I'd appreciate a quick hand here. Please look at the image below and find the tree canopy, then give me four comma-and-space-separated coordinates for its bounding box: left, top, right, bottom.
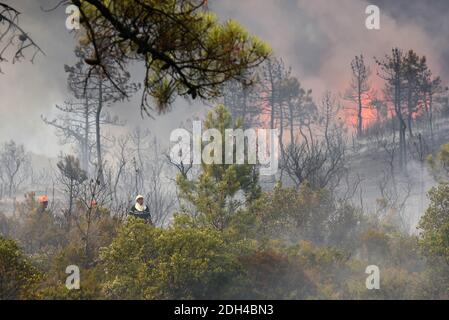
71, 0, 271, 115
0, 236, 41, 299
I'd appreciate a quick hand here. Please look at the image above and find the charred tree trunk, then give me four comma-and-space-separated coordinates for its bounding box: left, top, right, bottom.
289, 102, 295, 145
407, 91, 414, 138
96, 79, 104, 184
429, 92, 434, 148
395, 81, 407, 172
83, 96, 90, 173
357, 81, 363, 137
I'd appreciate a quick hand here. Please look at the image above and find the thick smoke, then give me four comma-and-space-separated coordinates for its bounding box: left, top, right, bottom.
0, 0, 448, 156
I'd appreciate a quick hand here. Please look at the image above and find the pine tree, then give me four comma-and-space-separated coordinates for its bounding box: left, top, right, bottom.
177, 105, 261, 231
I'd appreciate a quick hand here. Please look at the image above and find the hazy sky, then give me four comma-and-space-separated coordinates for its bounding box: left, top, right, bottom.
0, 0, 448, 156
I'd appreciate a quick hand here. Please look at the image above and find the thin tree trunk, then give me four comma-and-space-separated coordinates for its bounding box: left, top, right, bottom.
67, 180, 73, 230
407, 92, 413, 137
395, 73, 407, 172
83, 96, 90, 173
242, 85, 248, 129
429, 93, 434, 148
96, 79, 104, 184
268, 60, 276, 130
289, 103, 294, 144
279, 104, 285, 180
357, 81, 363, 137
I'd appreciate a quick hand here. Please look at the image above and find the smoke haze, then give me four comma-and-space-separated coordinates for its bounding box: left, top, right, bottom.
0, 0, 448, 156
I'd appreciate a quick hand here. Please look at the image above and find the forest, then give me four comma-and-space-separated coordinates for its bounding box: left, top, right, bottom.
1, 0, 449, 300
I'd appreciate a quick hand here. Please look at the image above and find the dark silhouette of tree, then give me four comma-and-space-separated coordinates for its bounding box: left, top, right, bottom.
261, 58, 288, 130
279, 76, 313, 146
376, 48, 445, 171
221, 71, 262, 129
0, 3, 43, 73
402, 50, 428, 138
422, 75, 447, 147
282, 92, 346, 190
345, 55, 371, 137
376, 48, 408, 171
44, 48, 137, 181
0, 140, 29, 197
57, 155, 88, 228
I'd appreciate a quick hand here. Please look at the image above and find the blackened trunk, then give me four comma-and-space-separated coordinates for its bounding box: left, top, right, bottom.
96, 79, 104, 184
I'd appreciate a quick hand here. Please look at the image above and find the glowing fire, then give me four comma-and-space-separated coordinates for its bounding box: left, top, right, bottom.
344, 94, 378, 130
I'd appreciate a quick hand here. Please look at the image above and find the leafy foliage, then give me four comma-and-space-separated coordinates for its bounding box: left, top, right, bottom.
177, 105, 261, 231
71, 0, 271, 114
100, 218, 245, 299
0, 236, 41, 299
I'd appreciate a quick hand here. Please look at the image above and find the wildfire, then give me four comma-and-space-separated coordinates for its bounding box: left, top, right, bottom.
344, 94, 378, 129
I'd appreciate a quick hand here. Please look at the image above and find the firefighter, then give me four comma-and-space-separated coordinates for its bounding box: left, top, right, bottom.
128, 195, 153, 225
37, 195, 49, 212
